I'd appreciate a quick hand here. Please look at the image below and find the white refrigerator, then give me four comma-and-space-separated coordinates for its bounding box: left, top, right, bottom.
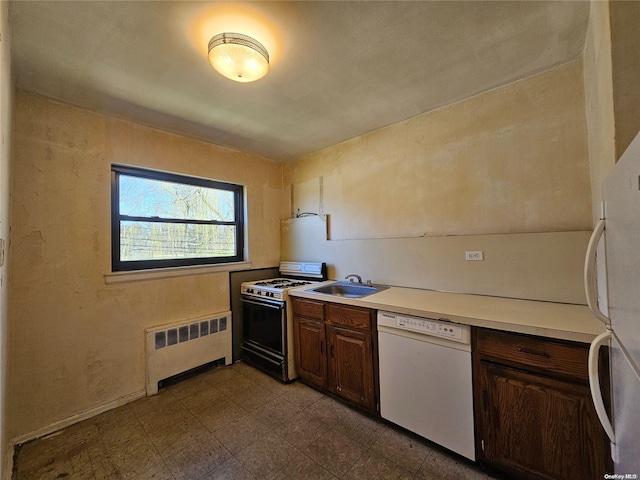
586, 131, 640, 476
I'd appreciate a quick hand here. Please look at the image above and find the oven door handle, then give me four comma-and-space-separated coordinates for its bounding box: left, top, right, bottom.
241, 297, 285, 310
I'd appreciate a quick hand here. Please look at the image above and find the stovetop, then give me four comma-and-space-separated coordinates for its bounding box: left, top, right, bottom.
254, 278, 314, 289
241, 278, 317, 300
241, 261, 326, 301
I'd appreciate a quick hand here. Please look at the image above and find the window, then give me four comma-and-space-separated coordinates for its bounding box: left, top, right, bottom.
111, 165, 244, 271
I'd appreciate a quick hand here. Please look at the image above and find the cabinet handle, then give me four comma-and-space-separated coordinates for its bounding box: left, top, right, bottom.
518, 347, 550, 359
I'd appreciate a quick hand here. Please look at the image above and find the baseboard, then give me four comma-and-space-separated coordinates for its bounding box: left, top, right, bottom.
10, 389, 146, 447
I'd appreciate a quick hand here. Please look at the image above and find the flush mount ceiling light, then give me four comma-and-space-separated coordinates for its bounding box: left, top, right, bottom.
208, 32, 270, 83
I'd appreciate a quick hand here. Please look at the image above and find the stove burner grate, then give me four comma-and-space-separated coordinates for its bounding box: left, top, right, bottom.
253, 279, 313, 289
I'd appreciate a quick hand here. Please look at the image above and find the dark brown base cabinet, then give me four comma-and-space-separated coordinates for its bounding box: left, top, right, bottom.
472, 328, 612, 480
292, 297, 378, 414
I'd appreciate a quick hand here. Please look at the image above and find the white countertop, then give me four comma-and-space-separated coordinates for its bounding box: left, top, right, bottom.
289, 281, 606, 344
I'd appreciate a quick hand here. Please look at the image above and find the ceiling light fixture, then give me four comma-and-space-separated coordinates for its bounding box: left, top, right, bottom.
208, 32, 270, 83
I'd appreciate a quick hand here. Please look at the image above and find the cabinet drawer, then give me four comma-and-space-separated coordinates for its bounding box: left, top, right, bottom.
475, 328, 589, 380
291, 298, 325, 320
327, 303, 373, 330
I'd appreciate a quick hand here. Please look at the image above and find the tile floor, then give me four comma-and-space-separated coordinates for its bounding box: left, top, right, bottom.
13, 362, 499, 480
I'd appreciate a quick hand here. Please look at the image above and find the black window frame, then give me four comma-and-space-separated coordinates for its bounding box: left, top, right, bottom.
111, 165, 245, 272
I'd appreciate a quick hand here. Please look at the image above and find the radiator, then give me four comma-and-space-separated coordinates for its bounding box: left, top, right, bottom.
145, 311, 232, 395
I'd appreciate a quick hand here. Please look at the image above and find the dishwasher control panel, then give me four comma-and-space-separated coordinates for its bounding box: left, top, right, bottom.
378, 311, 470, 344
396, 315, 463, 340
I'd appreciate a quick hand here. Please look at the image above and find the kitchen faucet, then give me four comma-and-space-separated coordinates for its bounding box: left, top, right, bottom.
345, 274, 374, 285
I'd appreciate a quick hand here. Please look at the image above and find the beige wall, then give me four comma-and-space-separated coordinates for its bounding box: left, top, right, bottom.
583, 0, 616, 224
610, 0, 640, 159
8, 92, 282, 442
285, 61, 592, 240
282, 216, 591, 304
282, 63, 592, 304
0, 0, 12, 476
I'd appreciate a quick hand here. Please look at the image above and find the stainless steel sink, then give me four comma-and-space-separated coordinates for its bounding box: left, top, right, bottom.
309, 281, 389, 298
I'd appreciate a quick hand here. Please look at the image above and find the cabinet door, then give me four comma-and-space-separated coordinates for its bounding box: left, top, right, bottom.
294, 317, 327, 388
328, 326, 375, 412
477, 361, 608, 480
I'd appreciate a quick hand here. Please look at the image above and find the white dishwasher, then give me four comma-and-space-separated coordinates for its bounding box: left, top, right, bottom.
377, 310, 475, 460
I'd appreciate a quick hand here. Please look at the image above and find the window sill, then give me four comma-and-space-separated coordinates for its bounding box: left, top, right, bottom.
105, 261, 252, 284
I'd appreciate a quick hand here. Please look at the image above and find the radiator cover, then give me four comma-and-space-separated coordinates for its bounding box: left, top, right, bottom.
145, 312, 232, 395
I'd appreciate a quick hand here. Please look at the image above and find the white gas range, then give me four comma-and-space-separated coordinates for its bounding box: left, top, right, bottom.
241, 278, 317, 301
240, 262, 326, 381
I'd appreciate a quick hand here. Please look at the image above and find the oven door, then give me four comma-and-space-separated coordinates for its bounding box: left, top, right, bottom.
241, 296, 287, 380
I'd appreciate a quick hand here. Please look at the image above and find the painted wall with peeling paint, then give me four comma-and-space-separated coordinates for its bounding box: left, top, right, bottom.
282, 62, 593, 303
583, 0, 616, 225
285, 61, 592, 239
7, 92, 282, 442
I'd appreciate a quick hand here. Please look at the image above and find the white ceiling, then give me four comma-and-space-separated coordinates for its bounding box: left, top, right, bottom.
9, 1, 591, 162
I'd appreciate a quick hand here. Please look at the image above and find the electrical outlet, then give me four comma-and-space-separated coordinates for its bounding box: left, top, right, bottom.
465, 250, 484, 261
